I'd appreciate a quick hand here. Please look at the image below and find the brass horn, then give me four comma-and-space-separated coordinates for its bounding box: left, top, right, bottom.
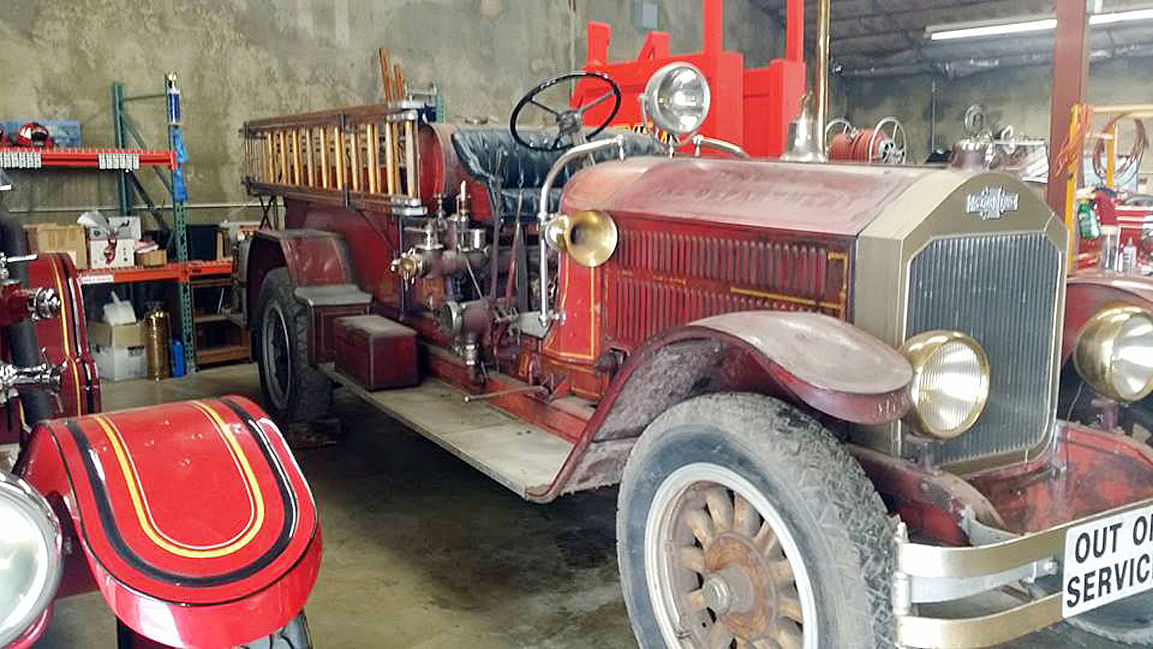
547, 210, 619, 268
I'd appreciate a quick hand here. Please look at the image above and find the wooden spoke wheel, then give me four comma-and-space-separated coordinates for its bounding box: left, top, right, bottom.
648, 465, 814, 649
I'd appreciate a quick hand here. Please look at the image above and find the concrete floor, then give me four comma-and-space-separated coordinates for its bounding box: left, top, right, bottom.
35, 364, 1126, 648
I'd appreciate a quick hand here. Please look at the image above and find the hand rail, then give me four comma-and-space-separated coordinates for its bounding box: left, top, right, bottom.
535, 136, 625, 325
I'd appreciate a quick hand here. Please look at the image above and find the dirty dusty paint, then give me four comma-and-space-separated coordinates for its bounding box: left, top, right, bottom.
0, 0, 780, 224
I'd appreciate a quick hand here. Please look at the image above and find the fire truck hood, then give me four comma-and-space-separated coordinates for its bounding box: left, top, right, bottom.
561, 156, 980, 237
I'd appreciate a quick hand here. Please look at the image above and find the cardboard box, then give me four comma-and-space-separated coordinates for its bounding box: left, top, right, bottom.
24, 224, 88, 269
136, 249, 167, 267
88, 321, 145, 348
89, 239, 135, 269
93, 345, 146, 381
86, 215, 141, 242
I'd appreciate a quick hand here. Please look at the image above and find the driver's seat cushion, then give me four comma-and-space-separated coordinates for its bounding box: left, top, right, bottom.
451, 127, 663, 218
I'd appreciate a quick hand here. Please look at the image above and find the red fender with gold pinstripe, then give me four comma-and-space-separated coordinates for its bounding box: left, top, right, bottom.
15, 396, 321, 648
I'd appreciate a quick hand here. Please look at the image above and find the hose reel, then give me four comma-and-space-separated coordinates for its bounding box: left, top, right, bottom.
826, 116, 907, 165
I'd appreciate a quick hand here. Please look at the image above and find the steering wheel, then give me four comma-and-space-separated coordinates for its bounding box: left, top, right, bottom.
510, 71, 622, 152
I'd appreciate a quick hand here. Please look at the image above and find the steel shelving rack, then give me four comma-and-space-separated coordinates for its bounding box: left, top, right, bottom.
111, 73, 198, 371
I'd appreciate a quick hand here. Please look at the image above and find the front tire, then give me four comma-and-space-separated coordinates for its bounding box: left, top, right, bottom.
117, 613, 311, 648
1067, 593, 1153, 645
255, 268, 332, 424
241, 613, 312, 649
617, 393, 895, 649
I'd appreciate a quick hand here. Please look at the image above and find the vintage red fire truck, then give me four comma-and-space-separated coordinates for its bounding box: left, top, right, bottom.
0, 169, 320, 648
235, 62, 1153, 648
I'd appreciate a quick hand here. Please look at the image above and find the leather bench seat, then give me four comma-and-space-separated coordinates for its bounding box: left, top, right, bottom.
450, 127, 664, 218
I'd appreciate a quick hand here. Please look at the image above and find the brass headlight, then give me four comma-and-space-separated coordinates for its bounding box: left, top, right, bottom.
1074, 305, 1153, 402
900, 330, 991, 440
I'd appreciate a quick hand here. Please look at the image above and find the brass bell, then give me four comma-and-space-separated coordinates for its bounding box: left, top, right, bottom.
781, 93, 827, 163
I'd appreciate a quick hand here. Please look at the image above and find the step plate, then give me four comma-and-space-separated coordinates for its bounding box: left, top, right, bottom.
320, 364, 571, 498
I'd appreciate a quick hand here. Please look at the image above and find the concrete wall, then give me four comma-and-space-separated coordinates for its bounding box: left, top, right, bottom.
0, 0, 780, 226
840, 57, 1153, 173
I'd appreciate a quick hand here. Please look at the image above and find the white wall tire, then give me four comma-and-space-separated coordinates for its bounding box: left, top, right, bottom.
617, 393, 896, 649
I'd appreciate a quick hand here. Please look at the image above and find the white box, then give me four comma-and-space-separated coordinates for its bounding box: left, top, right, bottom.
88, 239, 136, 268
87, 215, 141, 242
93, 345, 147, 381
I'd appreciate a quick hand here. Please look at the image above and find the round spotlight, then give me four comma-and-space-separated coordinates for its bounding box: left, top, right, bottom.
642, 62, 712, 137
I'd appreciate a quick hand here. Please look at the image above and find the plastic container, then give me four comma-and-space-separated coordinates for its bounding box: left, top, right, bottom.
1100, 225, 1122, 272
171, 339, 186, 377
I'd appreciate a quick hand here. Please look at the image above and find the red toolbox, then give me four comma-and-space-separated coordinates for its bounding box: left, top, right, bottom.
333, 315, 419, 390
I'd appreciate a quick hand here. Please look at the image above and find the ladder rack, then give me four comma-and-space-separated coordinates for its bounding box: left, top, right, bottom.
242, 100, 430, 217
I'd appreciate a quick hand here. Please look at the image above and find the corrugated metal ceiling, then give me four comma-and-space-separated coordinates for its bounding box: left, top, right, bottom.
750, 0, 1153, 77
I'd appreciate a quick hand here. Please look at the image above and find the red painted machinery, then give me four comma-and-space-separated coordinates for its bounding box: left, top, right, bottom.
235, 63, 1153, 648
0, 169, 320, 648
573, 0, 806, 158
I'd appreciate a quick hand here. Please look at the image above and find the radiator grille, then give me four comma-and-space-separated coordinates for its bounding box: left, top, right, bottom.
906, 233, 1061, 464
605, 229, 848, 347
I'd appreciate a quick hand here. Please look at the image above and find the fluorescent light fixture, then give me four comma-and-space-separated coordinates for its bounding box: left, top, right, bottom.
929, 18, 1055, 40
926, 7, 1153, 41
1092, 8, 1153, 25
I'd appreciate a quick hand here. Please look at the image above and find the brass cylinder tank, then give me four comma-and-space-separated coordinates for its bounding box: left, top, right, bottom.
144, 303, 171, 381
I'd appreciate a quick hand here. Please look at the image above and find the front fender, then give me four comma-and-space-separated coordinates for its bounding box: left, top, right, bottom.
537, 311, 913, 500
692, 311, 913, 424
16, 397, 320, 648
1064, 271, 1153, 362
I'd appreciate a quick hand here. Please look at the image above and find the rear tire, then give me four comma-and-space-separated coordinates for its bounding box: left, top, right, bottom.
255, 268, 332, 424
617, 392, 896, 649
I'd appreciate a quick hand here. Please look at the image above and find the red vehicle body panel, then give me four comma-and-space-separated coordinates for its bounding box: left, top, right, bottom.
562, 157, 928, 236
1064, 270, 1153, 362
16, 396, 320, 648
575, 0, 806, 158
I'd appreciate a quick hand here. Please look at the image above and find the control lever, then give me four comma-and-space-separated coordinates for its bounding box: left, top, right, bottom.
0, 253, 38, 281
489, 149, 507, 301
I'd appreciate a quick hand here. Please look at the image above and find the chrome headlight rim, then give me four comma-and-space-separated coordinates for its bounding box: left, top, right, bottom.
642, 61, 712, 137
901, 330, 991, 440
1074, 305, 1153, 403
0, 472, 63, 647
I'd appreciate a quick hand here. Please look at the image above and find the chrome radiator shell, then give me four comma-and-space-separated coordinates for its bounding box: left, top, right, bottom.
852, 171, 1067, 469
905, 233, 1062, 464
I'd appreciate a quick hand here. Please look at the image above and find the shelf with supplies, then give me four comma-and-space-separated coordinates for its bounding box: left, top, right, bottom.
77, 260, 231, 285
0, 147, 175, 170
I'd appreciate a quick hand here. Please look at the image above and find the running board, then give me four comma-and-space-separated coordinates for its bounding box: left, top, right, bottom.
319, 364, 571, 498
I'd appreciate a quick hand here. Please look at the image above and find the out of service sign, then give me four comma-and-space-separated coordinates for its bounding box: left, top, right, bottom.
1063, 504, 1153, 617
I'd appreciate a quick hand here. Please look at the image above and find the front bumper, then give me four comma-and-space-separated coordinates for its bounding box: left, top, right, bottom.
890, 422, 1153, 648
